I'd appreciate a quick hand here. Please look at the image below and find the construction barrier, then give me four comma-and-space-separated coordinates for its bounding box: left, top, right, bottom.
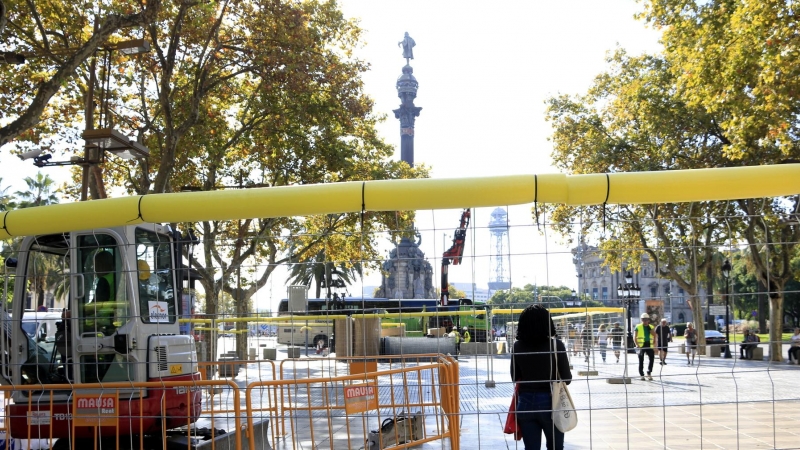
246, 353, 460, 450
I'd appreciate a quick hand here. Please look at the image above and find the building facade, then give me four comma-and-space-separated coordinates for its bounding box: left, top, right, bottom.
572, 243, 706, 326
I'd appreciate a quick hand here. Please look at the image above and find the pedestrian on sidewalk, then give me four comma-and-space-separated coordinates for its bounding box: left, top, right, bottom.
610, 322, 624, 363
510, 304, 572, 450
580, 322, 592, 362
684, 322, 697, 365
654, 318, 672, 366
596, 323, 609, 363
634, 313, 656, 380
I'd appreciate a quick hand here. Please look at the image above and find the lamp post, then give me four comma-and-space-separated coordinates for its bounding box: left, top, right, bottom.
721, 259, 732, 358
80, 38, 151, 200
617, 270, 640, 354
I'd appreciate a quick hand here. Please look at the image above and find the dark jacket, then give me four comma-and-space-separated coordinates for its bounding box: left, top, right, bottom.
511, 338, 572, 393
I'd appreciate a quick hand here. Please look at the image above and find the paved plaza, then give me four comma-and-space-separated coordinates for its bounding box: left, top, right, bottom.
263, 341, 800, 450
2, 340, 798, 449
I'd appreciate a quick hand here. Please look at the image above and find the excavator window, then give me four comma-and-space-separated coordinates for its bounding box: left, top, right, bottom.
18, 236, 70, 385
77, 235, 128, 337
136, 228, 177, 325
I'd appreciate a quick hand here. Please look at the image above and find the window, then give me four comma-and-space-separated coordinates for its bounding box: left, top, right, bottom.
77, 234, 128, 336
678, 288, 685, 304
135, 228, 176, 324
592, 288, 598, 299
602, 287, 608, 301
650, 287, 657, 298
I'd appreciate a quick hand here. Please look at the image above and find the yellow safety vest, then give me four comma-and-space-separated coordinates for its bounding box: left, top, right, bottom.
463, 331, 471, 343
635, 323, 653, 348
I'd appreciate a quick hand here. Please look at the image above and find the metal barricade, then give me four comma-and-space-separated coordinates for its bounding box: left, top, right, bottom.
247, 356, 460, 450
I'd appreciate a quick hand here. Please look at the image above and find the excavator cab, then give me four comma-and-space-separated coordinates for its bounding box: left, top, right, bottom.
1, 223, 201, 443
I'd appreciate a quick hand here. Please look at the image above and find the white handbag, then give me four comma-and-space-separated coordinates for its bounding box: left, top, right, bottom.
551, 339, 578, 432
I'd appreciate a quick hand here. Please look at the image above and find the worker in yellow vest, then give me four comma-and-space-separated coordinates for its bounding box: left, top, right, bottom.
634, 313, 656, 381
449, 328, 461, 353
462, 327, 471, 343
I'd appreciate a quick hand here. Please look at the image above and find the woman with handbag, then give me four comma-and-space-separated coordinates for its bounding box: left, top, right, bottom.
510, 304, 573, 450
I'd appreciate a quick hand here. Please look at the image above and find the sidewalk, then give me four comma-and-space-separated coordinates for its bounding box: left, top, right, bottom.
456, 345, 800, 450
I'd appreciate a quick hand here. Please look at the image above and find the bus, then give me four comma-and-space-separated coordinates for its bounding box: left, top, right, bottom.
275, 297, 495, 345
276, 297, 439, 346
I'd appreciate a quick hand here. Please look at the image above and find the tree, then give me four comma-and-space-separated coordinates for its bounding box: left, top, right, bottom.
729, 254, 759, 321
3, 0, 427, 363
640, 0, 800, 360
0, 177, 16, 211
108, 0, 424, 359
286, 249, 362, 299
544, 51, 731, 348
14, 172, 60, 208
433, 284, 467, 300
488, 284, 575, 306
0, 0, 161, 149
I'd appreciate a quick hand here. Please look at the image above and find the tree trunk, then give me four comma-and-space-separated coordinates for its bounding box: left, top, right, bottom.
689, 295, 706, 355
202, 289, 219, 380
235, 290, 248, 361
769, 295, 784, 362
758, 280, 768, 334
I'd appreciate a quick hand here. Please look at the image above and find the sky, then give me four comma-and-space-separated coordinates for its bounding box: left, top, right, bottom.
0, 1, 663, 311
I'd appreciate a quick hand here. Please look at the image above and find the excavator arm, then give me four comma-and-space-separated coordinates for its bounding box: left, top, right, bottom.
440, 209, 471, 306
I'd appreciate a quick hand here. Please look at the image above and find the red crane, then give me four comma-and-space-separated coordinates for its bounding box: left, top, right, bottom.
440, 209, 471, 306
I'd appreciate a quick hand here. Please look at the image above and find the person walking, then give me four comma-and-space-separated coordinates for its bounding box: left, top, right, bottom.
580, 322, 592, 362
596, 324, 609, 363
511, 304, 572, 450
610, 322, 624, 363
684, 322, 698, 365
634, 313, 656, 380
449, 328, 461, 353
654, 318, 672, 366
570, 324, 580, 357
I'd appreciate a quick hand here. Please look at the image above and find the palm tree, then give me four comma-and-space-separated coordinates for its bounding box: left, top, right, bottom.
15, 172, 60, 208
0, 177, 16, 211
286, 250, 361, 299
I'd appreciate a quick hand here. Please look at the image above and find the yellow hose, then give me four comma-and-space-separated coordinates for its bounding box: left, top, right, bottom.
2, 164, 798, 239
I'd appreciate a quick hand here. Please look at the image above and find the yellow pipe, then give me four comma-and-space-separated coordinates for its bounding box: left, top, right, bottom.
2, 164, 799, 239
178, 318, 212, 324
493, 307, 624, 314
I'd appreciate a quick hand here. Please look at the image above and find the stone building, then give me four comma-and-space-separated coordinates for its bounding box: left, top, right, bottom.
572, 242, 705, 326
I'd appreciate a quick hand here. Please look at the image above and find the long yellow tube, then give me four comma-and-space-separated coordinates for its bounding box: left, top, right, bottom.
2, 164, 799, 239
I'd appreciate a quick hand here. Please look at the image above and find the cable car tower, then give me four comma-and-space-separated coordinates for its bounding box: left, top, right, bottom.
488, 207, 511, 294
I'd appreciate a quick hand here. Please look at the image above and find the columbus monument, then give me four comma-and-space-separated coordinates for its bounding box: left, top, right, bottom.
393, 32, 422, 166
375, 33, 434, 300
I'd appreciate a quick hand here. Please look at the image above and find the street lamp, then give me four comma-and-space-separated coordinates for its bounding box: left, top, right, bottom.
617, 270, 640, 354
79, 38, 152, 201
721, 259, 732, 358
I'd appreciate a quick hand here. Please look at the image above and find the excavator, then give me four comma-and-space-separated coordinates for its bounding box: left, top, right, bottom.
439, 209, 470, 307
435, 209, 492, 342
1, 224, 202, 449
